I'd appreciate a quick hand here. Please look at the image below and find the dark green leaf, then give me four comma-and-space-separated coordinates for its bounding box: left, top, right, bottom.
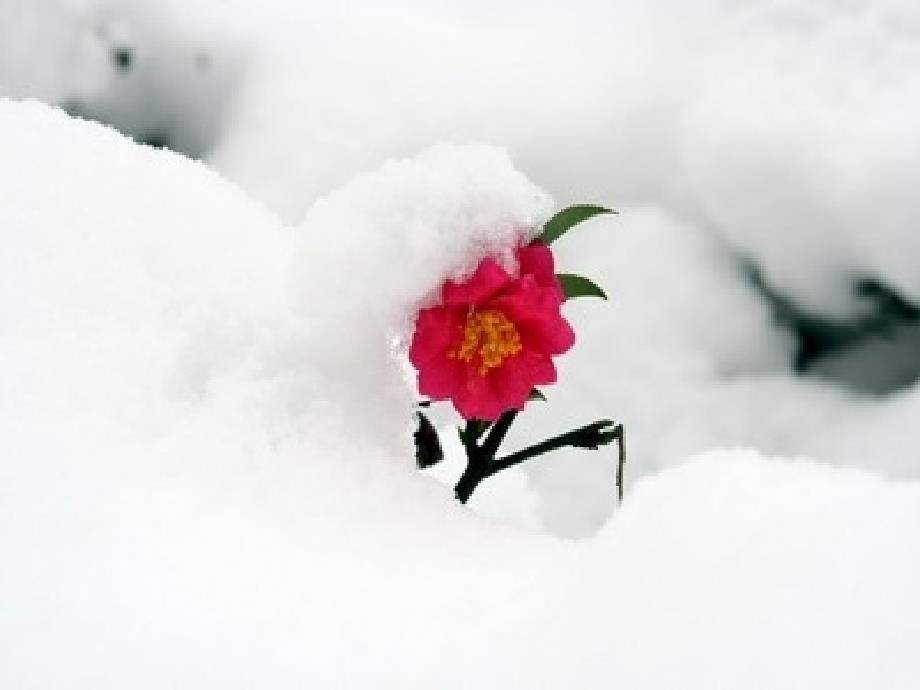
537, 204, 615, 245
557, 273, 608, 300
414, 412, 443, 469
528, 388, 547, 402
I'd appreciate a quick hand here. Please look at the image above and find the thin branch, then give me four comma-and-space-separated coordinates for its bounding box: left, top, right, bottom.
615, 424, 625, 503
487, 420, 622, 478
414, 412, 443, 469
453, 411, 625, 506
480, 410, 518, 460
454, 411, 517, 504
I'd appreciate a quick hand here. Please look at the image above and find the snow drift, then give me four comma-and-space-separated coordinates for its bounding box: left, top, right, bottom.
1, 100, 919, 688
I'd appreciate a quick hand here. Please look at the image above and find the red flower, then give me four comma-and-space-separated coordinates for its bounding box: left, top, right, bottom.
409, 241, 575, 420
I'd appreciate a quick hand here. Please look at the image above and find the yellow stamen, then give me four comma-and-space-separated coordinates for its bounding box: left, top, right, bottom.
447, 308, 522, 375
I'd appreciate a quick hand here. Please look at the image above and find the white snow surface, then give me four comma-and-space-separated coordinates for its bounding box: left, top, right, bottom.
207, 0, 920, 318
2, 100, 920, 688
6, 0, 920, 533
5, 0, 920, 315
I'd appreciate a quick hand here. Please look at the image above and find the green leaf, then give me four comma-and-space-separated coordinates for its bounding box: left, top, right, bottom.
414, 412, 443, 469
537, 204, 615, 245
528, 388, 547, 402
557, 273, 608, 300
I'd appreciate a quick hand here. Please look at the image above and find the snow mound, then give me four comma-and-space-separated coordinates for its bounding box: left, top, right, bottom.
2, 99, 919, 688
6, 4, 920, 526
288, 142, 551, 443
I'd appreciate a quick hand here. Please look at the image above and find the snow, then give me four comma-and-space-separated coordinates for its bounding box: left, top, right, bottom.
2, 0, 920, 682
0, 0, 247, 157
289, 141, 552, 449
201, 0, 920, 320
1, 100, 919, 687
4, 0, 920, 314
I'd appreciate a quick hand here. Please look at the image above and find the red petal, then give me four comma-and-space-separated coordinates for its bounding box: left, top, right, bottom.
489, 357, 532, 412
442, 257, 511, 307
517, 242, 555, 283
453, 369, 505, 421
417, 356, 463, 399
518, 315, 576, 355
409, 305, 464, 367
520, 350, 558, 386
491, 350, 557, 413
518, 242, 564, 301
490, 278, 576, 355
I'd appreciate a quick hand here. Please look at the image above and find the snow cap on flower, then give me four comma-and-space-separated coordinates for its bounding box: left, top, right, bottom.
290, 142, 553, 433
292, 142, 553, 331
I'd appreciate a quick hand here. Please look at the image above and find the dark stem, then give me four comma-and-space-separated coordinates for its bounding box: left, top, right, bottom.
454, 459, 485, 504
615, 424, 625, 503
488, 420, 623, 483
454, 411, 518, 504
452, 414, 625, 505
454, 419, 486, 504
480, 410, 518, 459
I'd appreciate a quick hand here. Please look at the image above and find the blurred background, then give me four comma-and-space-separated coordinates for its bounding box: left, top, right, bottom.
3, 0, 919, 536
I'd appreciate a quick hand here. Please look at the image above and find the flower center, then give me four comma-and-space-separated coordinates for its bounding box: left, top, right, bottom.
448, 308, 523, 375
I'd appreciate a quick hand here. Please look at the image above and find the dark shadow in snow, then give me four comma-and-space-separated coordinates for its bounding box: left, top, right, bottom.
111, 46, 133, 72
745, 261, 920, 395
60, 11, 244, 162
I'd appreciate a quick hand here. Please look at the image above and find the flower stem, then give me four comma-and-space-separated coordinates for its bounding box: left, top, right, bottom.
454, 460, 485, 504
488, 420, 623, 478
454, 411, 517, 504
480, 410, 518, 459
453, 415, 625, 505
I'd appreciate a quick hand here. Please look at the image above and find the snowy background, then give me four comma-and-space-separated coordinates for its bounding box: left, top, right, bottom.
1, 0, 919, 687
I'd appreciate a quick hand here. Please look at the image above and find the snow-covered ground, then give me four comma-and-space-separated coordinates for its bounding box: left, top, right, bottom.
2, 1, 920, 685
2, 101, 919, 688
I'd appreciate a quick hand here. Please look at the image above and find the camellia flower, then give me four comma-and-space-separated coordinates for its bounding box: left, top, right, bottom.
409, 241, 575, 421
